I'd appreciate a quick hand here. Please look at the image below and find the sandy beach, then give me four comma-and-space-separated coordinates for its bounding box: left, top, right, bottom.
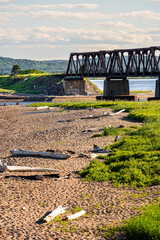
0, 103, 159, 240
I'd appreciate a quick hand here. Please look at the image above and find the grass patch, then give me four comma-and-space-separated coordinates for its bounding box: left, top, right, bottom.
130, 90, 153, 93
79, 101, 160, 188
0, 88, 15, 93
123, 203, 160, 240
80, 122, 160, 187
98, 224, 122, 238
92, 125, 139, 138
72, 205, 82, 213
30, 101, 117, 109
0, 73, 55, 94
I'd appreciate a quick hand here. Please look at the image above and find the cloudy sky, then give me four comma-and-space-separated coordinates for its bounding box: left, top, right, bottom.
0, 0, 160, 60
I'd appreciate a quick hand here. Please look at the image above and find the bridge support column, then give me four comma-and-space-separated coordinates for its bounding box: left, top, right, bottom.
63, 76, 85, 95
155, 76, 160, 98
103, 77, 129, 96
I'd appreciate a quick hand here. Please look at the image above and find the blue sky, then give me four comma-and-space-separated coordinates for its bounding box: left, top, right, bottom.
0, 0, 160, 60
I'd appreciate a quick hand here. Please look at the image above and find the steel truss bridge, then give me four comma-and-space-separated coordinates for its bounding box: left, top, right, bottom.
66, 46, 160, 78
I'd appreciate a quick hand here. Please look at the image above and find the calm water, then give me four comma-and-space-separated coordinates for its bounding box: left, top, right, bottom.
90, 78, 157, 91
0, 101, 52, 106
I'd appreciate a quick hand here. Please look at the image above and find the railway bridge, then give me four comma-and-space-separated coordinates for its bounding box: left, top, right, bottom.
64, 46, 160, 98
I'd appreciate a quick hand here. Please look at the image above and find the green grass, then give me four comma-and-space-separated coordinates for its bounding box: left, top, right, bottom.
77, 101, 160, 188
123, 203, 160, 240
0, 73, 51, 93
98, 224, 122, 238
30, 101, 117, 109
130, 90, 153, 93
92, 125, 139, 138
80, 121, 160, 187
0, 88, 15, 93
30, 100, 160, 123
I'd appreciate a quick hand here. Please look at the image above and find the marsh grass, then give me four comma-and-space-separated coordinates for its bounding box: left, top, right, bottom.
0, 88, 15, 93
123, 203, 160, 240
30, 101, 117, 109
130, 90, 153, 93
79, 101, 160, 188
98, 224, 122, 238
92, 125, 139, 138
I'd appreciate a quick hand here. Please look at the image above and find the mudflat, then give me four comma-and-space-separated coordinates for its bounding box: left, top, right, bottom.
0, 105, 159, 240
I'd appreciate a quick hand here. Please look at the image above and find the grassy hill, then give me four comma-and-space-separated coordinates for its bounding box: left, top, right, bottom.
0, 73, 65, 95
0, 73, 101, 95
0, 56, 68, 75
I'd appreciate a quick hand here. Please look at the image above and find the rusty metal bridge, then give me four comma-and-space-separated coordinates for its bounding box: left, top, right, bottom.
66, 46, 160, 78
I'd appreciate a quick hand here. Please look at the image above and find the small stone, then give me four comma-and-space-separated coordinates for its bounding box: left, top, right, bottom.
22, 206, 26, 210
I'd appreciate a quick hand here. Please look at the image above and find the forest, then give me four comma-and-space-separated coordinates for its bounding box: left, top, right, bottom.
0, 56, 68, 75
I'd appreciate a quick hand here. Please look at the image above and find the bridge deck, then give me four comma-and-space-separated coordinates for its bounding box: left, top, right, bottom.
66, 46, 160, 78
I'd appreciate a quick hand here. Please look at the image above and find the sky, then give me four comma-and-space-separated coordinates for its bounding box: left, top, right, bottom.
0, 0, 160, 60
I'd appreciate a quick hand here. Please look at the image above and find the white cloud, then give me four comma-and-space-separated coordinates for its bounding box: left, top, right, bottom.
149, 0, 160, 3
99, 21, 134, 28
0, 3, 99, 10
118, 10, 160, 20
0, 26, 153, 48
29, 11, 106, 20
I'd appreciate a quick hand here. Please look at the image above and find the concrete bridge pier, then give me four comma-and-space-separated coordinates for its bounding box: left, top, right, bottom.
155, 76, 160, 98
63, 76, 85, 95
103, 77, 130, 97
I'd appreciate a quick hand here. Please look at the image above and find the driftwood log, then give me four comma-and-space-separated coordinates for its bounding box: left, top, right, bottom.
93, 145, 110, 153
44, 205, 66, 223
10, 149, 70, 159
6, 166, 59, 172
108, 109, 125, 116
81, 109, 125, 120
0, 161, 59, 172
67, 210, 85, 220
36, 106, 49, 110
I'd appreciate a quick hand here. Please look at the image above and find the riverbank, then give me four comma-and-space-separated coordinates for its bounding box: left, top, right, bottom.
0, 91, 155, 103
0, 105, 159, 239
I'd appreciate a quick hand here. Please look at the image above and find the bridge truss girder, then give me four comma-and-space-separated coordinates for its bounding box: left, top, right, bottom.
66, 46, 160, 78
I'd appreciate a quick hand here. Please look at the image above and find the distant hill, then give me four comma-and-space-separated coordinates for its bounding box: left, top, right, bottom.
0, 56, 68, 75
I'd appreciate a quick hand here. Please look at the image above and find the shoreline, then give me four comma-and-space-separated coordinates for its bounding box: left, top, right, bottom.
0, 91, 155, 102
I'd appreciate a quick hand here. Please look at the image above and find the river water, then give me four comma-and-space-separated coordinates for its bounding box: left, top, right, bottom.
90, 78, 157, 92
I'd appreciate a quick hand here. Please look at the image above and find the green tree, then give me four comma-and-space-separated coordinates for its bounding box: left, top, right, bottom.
11, 65, 21, 76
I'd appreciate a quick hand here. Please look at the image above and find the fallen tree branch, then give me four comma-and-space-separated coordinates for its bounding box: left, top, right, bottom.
5, 173, 60, 180
93, 145, 111, 153
0, 161, 59, 172
6, 166, 59, 172
36, 106, 49, 110
67, 210, 85, 220
10, 149, 70, 159
80, 110, 125, 120
107, 109, 125, 116
44, 205, 67, 223
82, 128, 104, 133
